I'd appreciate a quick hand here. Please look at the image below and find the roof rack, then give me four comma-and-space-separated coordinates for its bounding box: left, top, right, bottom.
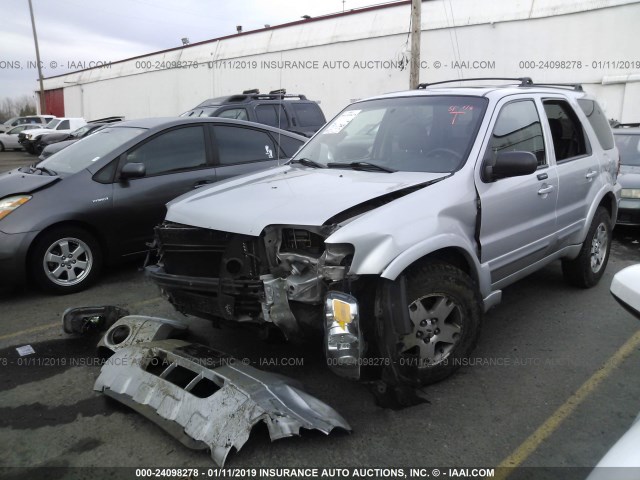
242, 88, 260, 94
417, 77, 584, 92
88, 116, 124, 123
417, 77, 533, 89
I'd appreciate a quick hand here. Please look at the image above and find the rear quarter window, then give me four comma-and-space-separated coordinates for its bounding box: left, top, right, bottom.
577, 99, 615, 150
291, 103, 326, 127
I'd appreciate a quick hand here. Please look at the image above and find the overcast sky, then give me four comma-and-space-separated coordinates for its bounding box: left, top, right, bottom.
1, 0, 382, 100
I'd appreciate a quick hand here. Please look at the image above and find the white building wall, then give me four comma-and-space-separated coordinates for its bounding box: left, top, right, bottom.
42, 0, 640, 122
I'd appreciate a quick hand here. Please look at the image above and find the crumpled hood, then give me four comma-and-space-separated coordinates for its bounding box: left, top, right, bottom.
0, 169, 59, 195
166, 166, 446, 235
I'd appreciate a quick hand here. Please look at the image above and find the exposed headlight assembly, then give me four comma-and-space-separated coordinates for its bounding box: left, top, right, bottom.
0, 195, 31, 221
25, 133, 32, 139
621, 189, 640, 199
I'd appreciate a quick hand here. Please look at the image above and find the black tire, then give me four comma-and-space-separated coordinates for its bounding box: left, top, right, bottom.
561, 206, 612, 288
25, 144, 35, 154
30, 227, 103, 294
0, 141, 4, 152
377, 262, 482, 387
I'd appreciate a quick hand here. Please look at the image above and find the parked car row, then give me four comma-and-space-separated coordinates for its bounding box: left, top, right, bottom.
0, 115, 55, 134
18, 117, 88, 154
0, 124, 41, 151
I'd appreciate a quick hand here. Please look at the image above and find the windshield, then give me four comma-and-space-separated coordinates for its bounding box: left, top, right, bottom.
615, 134, 640, 166
71, 125, 92, 138
291, 96, 488, 173
4, 117, 19, 126
45, 119, 61, 129
37, 126, 145, 175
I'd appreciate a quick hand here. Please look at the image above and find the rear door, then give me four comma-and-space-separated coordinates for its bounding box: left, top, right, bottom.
542, 97, 604, 246
476, 96, 559, 287
111, 124, 217, 256
209, 124, 289, 181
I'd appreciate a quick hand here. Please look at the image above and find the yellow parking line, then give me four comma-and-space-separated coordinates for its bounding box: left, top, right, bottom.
495, 329, 640, 479
0, 296, 162, 342
0, 322, 59, 341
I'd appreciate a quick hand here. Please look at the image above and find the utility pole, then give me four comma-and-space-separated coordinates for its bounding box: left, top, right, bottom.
409, 0, 421, 89
28, 0, 46, 114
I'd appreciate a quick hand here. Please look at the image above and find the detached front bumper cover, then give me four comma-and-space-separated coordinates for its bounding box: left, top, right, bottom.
94, 339, 351, 466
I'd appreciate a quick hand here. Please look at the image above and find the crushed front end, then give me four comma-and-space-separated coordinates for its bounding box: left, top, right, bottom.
146, 222, 365, 378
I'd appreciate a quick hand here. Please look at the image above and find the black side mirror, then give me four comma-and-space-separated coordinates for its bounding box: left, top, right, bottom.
120, 162, 146, 180
484, 151, 538, 182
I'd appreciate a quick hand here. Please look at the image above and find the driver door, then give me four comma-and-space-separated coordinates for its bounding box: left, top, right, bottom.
476, 97, 559, 287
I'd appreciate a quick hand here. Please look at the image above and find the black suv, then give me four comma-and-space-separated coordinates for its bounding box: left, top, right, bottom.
182, 89, 326, 137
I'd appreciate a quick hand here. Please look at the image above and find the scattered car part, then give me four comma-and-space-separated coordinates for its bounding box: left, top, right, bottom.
62, 305, 130, 334
94, 339, 351, 466
97, 315, 188, 354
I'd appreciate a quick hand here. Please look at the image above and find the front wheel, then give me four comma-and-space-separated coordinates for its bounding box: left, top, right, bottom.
30, 227, 103, 294
377, 262, 482, 387
562, 206, 612, 288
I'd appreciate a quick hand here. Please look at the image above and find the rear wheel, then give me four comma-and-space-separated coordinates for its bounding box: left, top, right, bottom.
30, 227, 103, 294
562, 206, 612, 288
0, 141, 4, 152
378, 262, 482, 387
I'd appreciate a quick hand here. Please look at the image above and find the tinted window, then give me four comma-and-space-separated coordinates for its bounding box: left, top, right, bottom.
255, 105, 289, 129
125, 126, 207, 176
213, 125, 277, 165
57, 120, 70, 130
291, 103, 325, 127
577, 99, 614, 150
486, 100, 546, 167
543, 100, 587, 161
217, 108, 248, 121
614, 134, 640, 166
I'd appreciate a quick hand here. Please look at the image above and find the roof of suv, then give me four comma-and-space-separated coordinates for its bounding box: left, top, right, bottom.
197, 92, 311, 108
367, 78, 589, 103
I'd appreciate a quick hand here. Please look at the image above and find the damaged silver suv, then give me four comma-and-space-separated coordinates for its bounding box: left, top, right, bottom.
147, 78, 620, 388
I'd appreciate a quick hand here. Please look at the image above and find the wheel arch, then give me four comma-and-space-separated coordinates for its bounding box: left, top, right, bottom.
380, 238, 490, 298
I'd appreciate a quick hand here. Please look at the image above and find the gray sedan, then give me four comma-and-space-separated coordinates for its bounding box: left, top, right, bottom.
0, 117, 305, 293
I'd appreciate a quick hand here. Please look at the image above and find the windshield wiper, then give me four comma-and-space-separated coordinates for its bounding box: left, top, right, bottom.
288, 158, 326, 169
327, 161, 396, 173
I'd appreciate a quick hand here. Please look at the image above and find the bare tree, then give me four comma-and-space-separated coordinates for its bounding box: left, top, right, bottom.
0, 96, 37, 122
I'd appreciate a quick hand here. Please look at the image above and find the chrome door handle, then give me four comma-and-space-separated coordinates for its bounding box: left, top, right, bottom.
585, 170, 598, 180
538, 185, 555, 195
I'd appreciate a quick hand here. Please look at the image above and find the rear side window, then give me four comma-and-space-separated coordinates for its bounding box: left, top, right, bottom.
216, 108, 248, 121
255, 104, 290, 129
213, 125, 277, 165
125, 126, 207, 176
57, 120, 70, 130
291, 103, 325, 127
486, 100, 546, 167
543, 100, 588, 161
577, 99, 615, 150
